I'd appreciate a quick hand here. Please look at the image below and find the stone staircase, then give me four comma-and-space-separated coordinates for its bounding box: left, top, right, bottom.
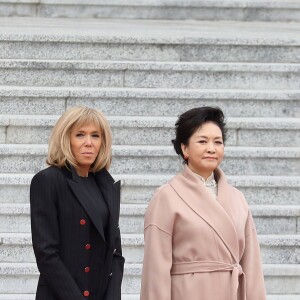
0, 1, 299, 299
1, 0, 300, 21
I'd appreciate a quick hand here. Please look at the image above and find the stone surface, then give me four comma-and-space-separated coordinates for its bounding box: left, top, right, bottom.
110, 147, 300, 176
2, 115, 299, 146
0, 17, 299, 45
238, 186, 300, 206
0, 86, 299, 117
1, 1, 300, 21
0, 127, 5, 144
259, 235, 300, 264
0, 60, 300, 89
0, 296, 36, 300
1, 40, 300, 63
264, 264, 300, 294
0, 3, 36, 18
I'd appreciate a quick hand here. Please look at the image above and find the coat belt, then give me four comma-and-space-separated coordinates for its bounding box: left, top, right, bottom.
171, 261, 246, 300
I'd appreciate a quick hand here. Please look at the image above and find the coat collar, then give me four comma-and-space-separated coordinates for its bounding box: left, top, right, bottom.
66, 164, 120, 243
169, 165, 239, 262
93, 167, 120, 245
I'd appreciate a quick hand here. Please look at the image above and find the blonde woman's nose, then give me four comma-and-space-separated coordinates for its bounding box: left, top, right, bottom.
84, 135, 92, 145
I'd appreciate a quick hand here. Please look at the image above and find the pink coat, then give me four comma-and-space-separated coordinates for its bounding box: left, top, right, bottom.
141, 165, 266, 300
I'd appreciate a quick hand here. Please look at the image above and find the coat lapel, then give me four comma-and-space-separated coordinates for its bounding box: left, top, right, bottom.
169, 165, 239, 262
93, 169, 121, 245
66, 165, 119, 242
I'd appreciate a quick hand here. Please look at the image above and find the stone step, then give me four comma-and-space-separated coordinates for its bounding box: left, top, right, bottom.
0, 87, 299, 118
1, 173, 299, 205
0, 203, 299, 235
1, 115, 299, 147
0, 295, 298, 300
1, 59, 300, 89
259, 235, 300, 265
263, 264, 300, 295
0, 263, 299, 294
110, 146, 300, 176
1, 18, 300, 62
0, 262, 142, 294
1, 1, 300, 21
0, 232, 299, 265
0, 144, 298, 175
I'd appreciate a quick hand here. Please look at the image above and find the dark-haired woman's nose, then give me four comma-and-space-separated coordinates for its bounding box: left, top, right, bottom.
207, 143, 216, 153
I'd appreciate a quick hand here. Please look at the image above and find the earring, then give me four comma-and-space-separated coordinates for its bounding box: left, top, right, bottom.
184, 155, 188, 160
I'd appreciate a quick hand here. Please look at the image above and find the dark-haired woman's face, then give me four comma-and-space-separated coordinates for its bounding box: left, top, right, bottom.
181, 121, 224, 179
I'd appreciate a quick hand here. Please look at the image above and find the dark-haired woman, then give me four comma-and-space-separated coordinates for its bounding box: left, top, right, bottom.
140, 107, 266, 300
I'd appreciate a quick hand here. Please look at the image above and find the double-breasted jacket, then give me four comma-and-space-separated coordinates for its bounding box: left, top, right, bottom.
30, 164, 124, 300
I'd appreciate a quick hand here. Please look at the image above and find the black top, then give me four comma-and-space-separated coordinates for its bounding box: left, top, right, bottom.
78, 173, 109, 237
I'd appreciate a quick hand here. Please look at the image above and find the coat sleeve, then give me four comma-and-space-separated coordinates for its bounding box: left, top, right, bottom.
240, 210, 266, 300
103, 225, 125, 300
140, 186, 174, 300
30, 170, 85, 300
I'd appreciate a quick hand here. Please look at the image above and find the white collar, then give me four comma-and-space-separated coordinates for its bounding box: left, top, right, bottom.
194, 172, 217, 187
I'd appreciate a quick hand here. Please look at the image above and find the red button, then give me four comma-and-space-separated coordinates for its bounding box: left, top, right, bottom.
83, 290, 89, 297
80, 219, 86, 225
85, 244, 91, 250
84, 267, 90, 273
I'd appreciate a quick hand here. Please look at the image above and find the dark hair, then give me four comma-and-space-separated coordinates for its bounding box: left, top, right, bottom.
171, 106, 227, 161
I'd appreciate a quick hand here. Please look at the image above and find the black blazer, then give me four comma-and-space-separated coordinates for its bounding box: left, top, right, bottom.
30, 164, 125, 300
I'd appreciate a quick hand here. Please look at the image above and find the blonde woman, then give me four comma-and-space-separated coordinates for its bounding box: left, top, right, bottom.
30, 107, 124, 300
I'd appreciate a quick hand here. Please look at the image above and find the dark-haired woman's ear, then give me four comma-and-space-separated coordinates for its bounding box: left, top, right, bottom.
180, 143, 185, 153
181, 143, 189, 161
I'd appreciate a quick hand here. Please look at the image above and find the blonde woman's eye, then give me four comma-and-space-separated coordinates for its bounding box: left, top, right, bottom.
75, 133, 84, 137
92, 134, 100, 138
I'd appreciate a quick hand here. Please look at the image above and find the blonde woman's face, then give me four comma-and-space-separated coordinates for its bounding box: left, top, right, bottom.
181, 121, 224, 179
70, 123, 102, 176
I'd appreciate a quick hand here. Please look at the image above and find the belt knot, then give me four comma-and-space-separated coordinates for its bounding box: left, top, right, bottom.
234, 263, 243, 276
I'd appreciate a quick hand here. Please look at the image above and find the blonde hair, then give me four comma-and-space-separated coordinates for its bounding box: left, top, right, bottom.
47, 106, 112, 171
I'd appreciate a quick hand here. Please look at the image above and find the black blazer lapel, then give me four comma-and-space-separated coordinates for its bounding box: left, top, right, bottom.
66, 165, 106, 241
93, 169, 121, 245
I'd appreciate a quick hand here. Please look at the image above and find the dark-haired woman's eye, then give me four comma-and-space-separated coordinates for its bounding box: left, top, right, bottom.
215, 141, 223, 145
198, 140, 207, 144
